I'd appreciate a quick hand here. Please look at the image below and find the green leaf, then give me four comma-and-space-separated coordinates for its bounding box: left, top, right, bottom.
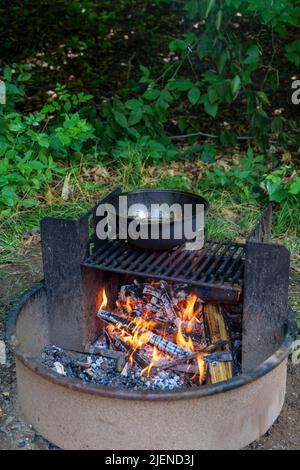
244, 45, 260, 65
113, 111, 128, 129
125, 99, 142, 111
139, 65, 150, 77
8, 121, 25, 133
185, 0, 199, 18
271, 117, 283, 133
4, 67, 12, 81
168, 80, 193, 91
217, 51, 227, 74
257, 91, 270, 106
231, 75, 241, 95
27, 161, 45, 170
0, 187, 18, 207
36, 133, 50, 148
20, 199, 41, 208
6, 83, 24, 97
17, 73, 31, 82
188, 87, 200, 105
205, 0, 216, 18
204, 101, 218, 118
57, 133, 71, 145
290, 178, 300, 195
201, 144, 216, 163
64, 101, 72, 111
207, 86, 219, 104
143, 89, 160, 100
169, 38, 188, 52
128, 108, 143, 126
216, 9, 223, 31
286, 39, 300, 66
0, 139, 8, 157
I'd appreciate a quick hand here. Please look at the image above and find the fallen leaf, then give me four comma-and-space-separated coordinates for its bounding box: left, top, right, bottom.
45, 188, 53, 205
217, 160, 231, 172
281, 151, 292, 163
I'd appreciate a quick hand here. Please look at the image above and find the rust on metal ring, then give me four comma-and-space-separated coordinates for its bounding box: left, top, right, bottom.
6, 282, 296, 401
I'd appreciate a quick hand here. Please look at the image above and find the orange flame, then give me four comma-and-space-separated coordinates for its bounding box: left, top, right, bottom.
178, 293, 201, 334
196, 353, 206, 384
176, 320, 194, 352
98, 288, 108, 311
100, 285, 208, 385
126, 296, 133, 313
182, 294, 198, 321
141, 346, 163, 378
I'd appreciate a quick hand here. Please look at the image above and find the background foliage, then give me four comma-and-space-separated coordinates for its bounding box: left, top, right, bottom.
0, 0, 299, 238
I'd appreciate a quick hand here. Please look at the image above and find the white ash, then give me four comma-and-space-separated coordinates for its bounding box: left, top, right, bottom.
41, 345, 185, 391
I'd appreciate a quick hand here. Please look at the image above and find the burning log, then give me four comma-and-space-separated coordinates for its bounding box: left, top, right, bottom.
119, 282, 177, 323
119, 284, 143, 302
106, 330, 150, 370
98, 310, 192, 358
96, 283, 236, 387
150, 340, 230, 376
143, 282, 177, 322
203, 304, 233, 384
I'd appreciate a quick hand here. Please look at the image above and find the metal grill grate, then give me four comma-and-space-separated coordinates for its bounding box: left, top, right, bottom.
82, 240, 245, 301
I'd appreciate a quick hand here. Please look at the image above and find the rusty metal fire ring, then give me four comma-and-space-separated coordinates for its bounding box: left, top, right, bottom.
6, 281, 296, 401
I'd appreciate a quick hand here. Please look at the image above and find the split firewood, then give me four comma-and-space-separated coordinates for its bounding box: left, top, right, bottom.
203, 304, 233, 383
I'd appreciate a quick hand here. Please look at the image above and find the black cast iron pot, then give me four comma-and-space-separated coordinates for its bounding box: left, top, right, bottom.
105, 189, 208, 251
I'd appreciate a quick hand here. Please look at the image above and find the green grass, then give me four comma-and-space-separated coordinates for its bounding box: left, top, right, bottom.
0, 156, 299, 264
0, 181, 298, 266
0, 201, 93, 264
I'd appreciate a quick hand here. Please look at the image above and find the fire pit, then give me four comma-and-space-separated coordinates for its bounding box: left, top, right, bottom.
6, 189, 296, 450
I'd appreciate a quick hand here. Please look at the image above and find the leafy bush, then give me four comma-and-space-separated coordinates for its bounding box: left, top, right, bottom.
0, 1, 299, 216
199, 148, 268, 202
263, 166, 300, 202
133, 0, 300, 147
0, 71, 96, 214
80, 0, 300, 155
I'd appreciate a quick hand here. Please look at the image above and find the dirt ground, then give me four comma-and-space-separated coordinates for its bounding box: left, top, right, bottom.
0, 244, 299, 450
